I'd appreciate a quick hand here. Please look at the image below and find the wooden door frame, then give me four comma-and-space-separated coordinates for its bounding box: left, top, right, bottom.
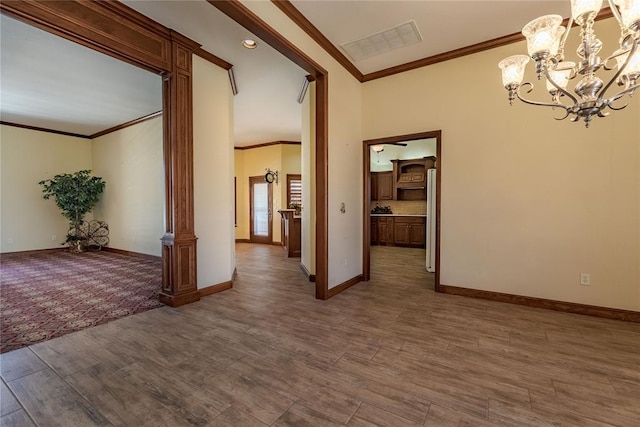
3, 0, 330, 301
363, 131, 442, 291
249, 176, 273, 244
209, 1, 329, 299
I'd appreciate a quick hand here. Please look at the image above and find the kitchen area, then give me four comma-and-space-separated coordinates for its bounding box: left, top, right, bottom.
369, 138, 437, 274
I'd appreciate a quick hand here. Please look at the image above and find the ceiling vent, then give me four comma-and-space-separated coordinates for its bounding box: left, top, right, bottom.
340, 20, 423, 62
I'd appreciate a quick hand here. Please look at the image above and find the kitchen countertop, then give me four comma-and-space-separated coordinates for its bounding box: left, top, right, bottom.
371, 214, 427, 217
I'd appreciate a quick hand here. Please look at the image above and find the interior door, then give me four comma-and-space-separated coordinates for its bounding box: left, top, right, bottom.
249, 176, 273, 244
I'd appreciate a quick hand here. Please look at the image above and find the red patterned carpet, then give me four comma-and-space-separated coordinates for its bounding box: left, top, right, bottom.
0, 250, 163, 353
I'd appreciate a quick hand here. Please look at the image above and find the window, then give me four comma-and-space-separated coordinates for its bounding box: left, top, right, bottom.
287, 174, 302, 208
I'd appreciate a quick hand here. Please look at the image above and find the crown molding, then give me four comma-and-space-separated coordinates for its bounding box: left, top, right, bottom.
363, 7, 614, 82
0, 121, 90, 139
1, 111, 163, 141
194, 47, 233, 70
90, 111, 162, 139
234, 140, 301, 150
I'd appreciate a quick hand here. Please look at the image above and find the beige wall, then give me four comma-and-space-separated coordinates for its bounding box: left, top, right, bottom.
92, 117, 164, 256
281, 143, 302, 208
234, 144, 301, 244
234, 146, 281, 241
0, 125, 92, 252
241, 0, 363, 288
363, 18, 640, 311
193, 55, 235, 289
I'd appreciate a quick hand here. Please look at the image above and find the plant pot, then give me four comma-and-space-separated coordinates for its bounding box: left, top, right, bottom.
68, 240, 86, 253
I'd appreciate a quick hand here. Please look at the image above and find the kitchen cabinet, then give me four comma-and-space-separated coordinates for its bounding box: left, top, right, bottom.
370, 217, 378, 244
371, 216, 395, 245
371, 216, 425, 248
377, 172, 393, 200
370, 171, 393, 201
393, 217, 425, 248
390, 157, 436, 201
378, 216, 393, 245
370, 173, 378, 201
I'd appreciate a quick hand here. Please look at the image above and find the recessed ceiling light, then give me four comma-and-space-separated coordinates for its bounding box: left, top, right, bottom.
241, 39, 257, 49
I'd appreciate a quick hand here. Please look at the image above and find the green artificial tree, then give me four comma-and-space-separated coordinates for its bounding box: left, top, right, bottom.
39, 170, 106, 250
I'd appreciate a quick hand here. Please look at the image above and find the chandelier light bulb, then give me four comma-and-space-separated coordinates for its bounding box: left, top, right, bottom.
613, 0, 640, 30
613, 47, 640, 76
625, 50, 640, 74
571, 0, 604, 24
547, 62, 576, 93
522, 15, 564, 58
498, 55, 530, 87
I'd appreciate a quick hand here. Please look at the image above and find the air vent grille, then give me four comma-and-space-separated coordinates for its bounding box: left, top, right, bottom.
341, 20, 423, 62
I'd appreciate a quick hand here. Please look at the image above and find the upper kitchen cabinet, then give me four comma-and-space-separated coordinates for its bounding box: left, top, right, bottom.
391, 157, 436, 200
371, 171, 393, 201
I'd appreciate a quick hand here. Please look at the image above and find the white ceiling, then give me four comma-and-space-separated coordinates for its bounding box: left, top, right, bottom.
292, 0, 570, 75
370, 138, 437, 172
121, 0, 307, 146
0, 14, 162, 136
1, 1, 574, 144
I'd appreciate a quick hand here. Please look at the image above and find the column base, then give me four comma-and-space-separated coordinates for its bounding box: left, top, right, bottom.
159, 290, 201, 307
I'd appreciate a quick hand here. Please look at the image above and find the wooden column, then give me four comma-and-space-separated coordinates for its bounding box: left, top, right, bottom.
160, 32, 201, 307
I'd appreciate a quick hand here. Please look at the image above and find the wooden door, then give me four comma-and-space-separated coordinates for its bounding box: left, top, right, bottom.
249, 176, 273, 244
408, 221, 426, 247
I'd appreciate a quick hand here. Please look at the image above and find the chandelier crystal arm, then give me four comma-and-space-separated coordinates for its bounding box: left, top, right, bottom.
608, 98, 630, 110
608, 79, 640, 101
558, 16, 574, 59
607, 78, 640, 109
516, 83, 572, 120
598, 37, 639, 101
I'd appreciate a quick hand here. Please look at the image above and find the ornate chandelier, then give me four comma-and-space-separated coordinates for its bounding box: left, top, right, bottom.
498, 0, 640, 127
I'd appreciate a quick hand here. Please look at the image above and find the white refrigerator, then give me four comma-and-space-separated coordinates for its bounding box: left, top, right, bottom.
426, 168, 436, 272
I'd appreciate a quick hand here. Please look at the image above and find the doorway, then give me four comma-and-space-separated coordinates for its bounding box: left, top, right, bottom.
5, 0, 330, 302
363, 131, 442, 291
249, 176, 273, 244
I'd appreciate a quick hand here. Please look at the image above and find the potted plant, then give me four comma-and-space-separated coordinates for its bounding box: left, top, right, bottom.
39, 170, 106, 252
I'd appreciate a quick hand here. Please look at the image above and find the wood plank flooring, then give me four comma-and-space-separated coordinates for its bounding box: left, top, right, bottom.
1, 243, 639, 426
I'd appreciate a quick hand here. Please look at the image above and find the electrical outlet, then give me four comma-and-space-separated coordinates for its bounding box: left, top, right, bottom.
580, 273, 591, 286
7, 238, 14, 244
51, 235, 57, 241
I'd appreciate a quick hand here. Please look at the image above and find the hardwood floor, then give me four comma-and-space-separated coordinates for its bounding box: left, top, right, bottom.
1, 243, 639, 426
